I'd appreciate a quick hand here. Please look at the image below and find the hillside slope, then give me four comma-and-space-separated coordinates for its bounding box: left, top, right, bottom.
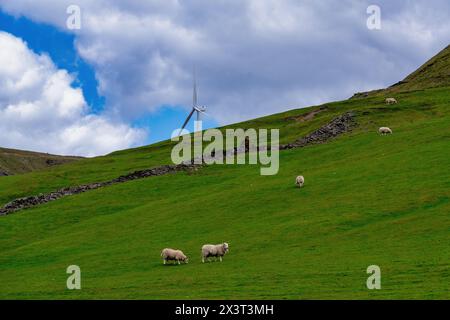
0, 147, 81, 176
389, 44, 450, 92
0, 46, 449, 299
352, 44, 450, 98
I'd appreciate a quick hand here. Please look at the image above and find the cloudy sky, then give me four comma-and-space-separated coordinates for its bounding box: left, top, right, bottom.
0, 0, 449, 156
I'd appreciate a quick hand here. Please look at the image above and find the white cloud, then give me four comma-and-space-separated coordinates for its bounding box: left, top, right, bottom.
0, 31, 145, 156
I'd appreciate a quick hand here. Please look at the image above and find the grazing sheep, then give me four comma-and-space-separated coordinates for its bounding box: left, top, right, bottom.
385, 97, 398, 104
161, 248, 189, 265
202, 243, 229, 263
295, 175, 305, 188
378, 127, 393, 135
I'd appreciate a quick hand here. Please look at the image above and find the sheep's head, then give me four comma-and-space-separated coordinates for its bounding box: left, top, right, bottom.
223, 242, 229, 253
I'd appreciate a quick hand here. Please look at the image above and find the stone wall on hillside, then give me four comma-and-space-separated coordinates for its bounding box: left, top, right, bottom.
0, 111, 357, 216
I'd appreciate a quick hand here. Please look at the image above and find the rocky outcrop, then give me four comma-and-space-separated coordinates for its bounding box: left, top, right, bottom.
280, 111, 356, 150
0, 170, 8, 176
189, 112, 356, 162
45, 159, 64, 166
0, 163, 200, 216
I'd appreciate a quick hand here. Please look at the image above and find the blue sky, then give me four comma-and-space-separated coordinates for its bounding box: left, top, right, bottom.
0, 1, 449, 156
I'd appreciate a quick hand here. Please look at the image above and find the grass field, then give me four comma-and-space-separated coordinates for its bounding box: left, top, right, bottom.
0, 83, 449, 299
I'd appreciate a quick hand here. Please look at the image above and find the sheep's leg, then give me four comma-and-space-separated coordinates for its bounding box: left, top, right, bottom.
202, 257, 205, 263
219, 256, 222, 262
177, 260, 180, 265
163, 259, 166, 265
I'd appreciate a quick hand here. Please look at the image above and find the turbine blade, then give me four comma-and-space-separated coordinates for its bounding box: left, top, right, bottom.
179, 108, 196, 135
199, 110, 212, 120
193, 68, 197, 107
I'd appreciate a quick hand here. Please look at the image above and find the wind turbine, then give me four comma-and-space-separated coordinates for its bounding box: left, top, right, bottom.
179, 71, 207, 135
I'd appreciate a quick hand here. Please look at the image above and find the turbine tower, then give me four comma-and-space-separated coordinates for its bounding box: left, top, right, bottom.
179, 70, 206, 135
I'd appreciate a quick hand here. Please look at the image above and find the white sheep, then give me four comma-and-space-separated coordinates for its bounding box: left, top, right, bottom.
295, 175, 305, 188
161, 248, 189, 265
378, 127, 393, 135
201, 243, 229, 263
385, 97, 397, 104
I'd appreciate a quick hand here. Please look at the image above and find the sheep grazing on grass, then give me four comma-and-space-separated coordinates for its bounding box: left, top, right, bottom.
202, 243, 229, 263
161, 248, 189, 265
295, 175, 305, 188
378, 127, 393, 135
385, 97, 398, 104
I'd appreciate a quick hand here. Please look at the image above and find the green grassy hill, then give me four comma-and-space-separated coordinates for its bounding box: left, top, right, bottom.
352, 44, 450, 98
0, 147, 81, 176
389, 45, 450, 92
0, 46, 449, 299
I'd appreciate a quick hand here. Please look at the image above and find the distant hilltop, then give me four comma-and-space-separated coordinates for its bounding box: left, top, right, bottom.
0, 147, 82, 176
352, 44, 450, 99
